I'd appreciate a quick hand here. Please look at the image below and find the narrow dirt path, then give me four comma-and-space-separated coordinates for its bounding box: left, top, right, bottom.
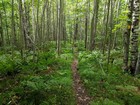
71, 57, 91, 105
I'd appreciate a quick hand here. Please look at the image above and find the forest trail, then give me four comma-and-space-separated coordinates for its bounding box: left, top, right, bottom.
71, 47, 91, 105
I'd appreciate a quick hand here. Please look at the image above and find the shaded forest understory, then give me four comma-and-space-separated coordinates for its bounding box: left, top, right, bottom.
0, 46, 140, 105
0, 0, 140, 105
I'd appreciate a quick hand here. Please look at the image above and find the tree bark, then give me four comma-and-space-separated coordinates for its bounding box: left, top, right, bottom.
90, 0, 99, 51
107, 0, 113, 65
0, 10, 4, 47
85, 0, 90, 49
123, 0, 134, 71
102, 0, 110, 54
130, 0, 140, 75
11, 0, 16, 48
56, 0, 61, 55
2, 0, 9, 45
19, 0, 25, 59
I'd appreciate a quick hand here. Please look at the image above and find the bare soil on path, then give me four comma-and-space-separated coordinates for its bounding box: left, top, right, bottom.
71, 58, 91, 105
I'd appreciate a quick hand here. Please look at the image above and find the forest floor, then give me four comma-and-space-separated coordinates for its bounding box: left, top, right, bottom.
71, 58, 91, 105
71, 46, 91, 105
1, 47, 140, 105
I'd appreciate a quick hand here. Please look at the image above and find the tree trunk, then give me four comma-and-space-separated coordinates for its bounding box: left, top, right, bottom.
135, 53, 140, 75
74, 18, 78, 43
113, 0, 121, 49
85, 0, 90, 49
102, 0, 110, 54
85, 15, 88, 49
123, 0, 134, 71
11, 0, 16, 48
101, 0, 107, 52
107, 0, 113, 65
90, 0, 99, 51
0, 10, 4, 48
19, 0, 25, 59
56, 0, 61, 55
40, 0, 48, 47
2, 0, 9, 45
130, 0, 140, 75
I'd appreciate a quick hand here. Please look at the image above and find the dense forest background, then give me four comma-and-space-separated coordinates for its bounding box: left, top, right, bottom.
0, 0, 140, 105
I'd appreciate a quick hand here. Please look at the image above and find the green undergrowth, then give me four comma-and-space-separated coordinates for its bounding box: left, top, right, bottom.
0, 50, 75, 105
78, 51, 140, 105
0, 50, 57, 76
